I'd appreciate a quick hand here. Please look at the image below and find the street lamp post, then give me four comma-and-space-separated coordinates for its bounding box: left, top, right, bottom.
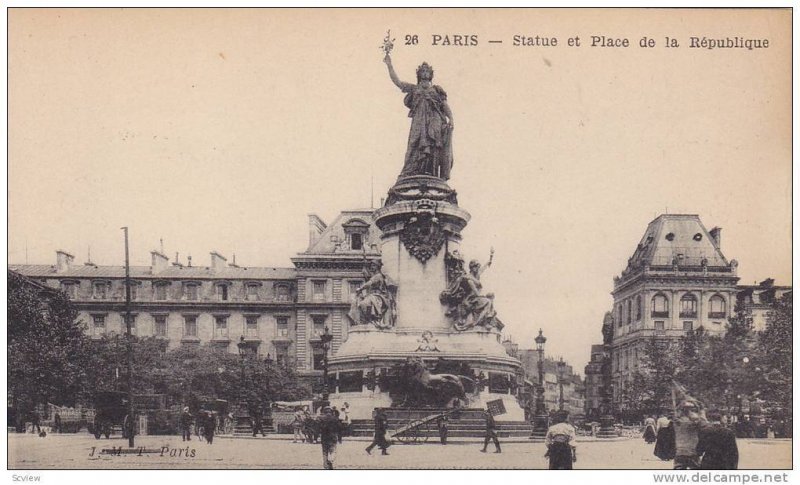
235, 336, 251, 434
530, 329, 549, 440
557, 357, 566, 412
320, 327, 333, 407
264, 354, 273, 435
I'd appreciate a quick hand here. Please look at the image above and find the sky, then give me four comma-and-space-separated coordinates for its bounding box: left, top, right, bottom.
7, 8, 792, 374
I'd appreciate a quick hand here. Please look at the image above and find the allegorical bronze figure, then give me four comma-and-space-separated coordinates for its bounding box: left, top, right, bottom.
383, 49, 454, 180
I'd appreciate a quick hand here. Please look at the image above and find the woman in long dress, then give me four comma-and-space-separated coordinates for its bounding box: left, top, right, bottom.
384, 54, 454, 180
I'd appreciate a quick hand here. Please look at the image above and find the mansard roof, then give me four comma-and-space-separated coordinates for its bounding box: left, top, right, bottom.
9, 264, 296, 280
626, 214, 729, 270
301, 209, 381, 256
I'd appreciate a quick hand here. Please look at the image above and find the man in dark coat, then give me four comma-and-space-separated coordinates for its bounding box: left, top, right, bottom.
697, 413, 739, 469
437, 415, 449, 445
318, 407, 340, 470
480, 407, 501, 453
365, 408, 391, 455
180, 407, 193, 441
54, 412, 62, 434
203, 411, 215, 445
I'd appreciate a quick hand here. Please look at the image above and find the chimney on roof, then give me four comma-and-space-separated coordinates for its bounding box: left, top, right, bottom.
229, 254, 240, 268
151, 250, 169, 274
56, 250, 74, 272
172, 252, 183, 268
210, 251, 227, 271
188, 255, 192, 267
709, 227, 722, 249
308, 214, 327, 248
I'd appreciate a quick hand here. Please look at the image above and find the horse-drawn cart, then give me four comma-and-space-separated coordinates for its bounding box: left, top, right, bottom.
390, 408, 460, 444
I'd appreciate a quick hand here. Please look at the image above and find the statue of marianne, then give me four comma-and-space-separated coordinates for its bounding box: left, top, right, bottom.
384, 53, 454, 180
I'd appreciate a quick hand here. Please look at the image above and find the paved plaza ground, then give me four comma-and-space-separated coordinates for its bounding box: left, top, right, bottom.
8, 433, 791, 470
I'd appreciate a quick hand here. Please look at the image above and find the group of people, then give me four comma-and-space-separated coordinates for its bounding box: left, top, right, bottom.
292, 404, 350, 446
180, 407, 220, 444
646, 401, 739, 469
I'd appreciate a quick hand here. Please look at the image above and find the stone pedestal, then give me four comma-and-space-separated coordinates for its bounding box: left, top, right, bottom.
329, 176, 524, 423
530, 414, 550, 440
596, 414, 617, 438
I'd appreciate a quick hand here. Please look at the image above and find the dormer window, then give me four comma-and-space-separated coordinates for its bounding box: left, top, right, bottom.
342, 218, 370, 251
61, 280, 78, 299
215, 282, 230, 301
245, 282, 261, 301
274, 283, 291, 302
183, 282, 200, 301
92, 281, 110, 299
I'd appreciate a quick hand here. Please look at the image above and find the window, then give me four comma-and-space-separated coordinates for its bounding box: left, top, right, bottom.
92, 315, 106, 336
338, 371, 364, 393
312, 315, 326, 337
348, 280, 362, 302
635, 295, 642, 321
216, 284, 229, 301
276, 316, 289, 337
275, 284, 290, 302
184, 283, 199, 301
154, 315, 167, 337
312, 280, 326, 302
351, 233, 363, 251
680, 294, 697, 318
123, 314, 137, 336
246, 284, 260, 301
245, 316, 258, 338
154, 283, 168, 301
275, 348, 288, 367
93, 282, 108, 299
184, 316, 198, 337
654, 321, 665, 331
213, 316, 228, 338
128, 283, 138, 301
312, 347, 325, 370
651, 294, 669, 318
683, 321, 694, 332
61, 281, 78, 299
665, 232, 675, 241
709, 295, 726, 318
617, 304, 623, 327
626, 299, 632, 324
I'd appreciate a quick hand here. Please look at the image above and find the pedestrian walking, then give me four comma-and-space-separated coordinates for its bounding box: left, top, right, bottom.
654, 413, 675, 461
341, 402, 351, 438
30, 410, 41, 435
54, 412, 62, 434
332, 406, 342, 443
480, 407, 501, 453
437, 415, 449, 445
365, 408, 391, 455
318, 407, 340, 470
181, 407, 193, 442
673, 401, 704, 469
697, 411, 739, 469
203, 411, 216, 445
545, 411, 577, 469
643, 415, 657, 444
292, 409, 304, 443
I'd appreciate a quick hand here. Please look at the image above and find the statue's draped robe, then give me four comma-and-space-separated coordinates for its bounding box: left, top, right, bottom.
348, 271, 396, 327
441, 272, 502, 331
399, 82, 453, 180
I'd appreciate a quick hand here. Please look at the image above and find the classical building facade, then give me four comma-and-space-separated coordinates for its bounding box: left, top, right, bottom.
609, 214, 740, 406
9, 209, 380, 383
517, 350, 586, 417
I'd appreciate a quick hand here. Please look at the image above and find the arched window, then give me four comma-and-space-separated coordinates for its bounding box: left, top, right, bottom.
635, 295, 642, 320
626, 299, 632, 324
617, 303, 624, 327
651, 294, 669, 317
679, 294, 698, 318
709, 295, 727, 318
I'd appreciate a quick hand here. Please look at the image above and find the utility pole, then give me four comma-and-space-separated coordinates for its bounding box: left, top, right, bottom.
122, 227, 135, 448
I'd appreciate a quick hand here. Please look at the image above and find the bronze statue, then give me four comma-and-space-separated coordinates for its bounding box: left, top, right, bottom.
401, 357, 473, 408
384, 52, 454, 180
346, 260, 397, 329
440, 249, 503, 331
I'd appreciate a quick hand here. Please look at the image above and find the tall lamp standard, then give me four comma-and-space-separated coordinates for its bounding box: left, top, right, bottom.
320, 327, 334, 407
235, 336, 252, 433
557, 357, 566, 412
264, 353, 274, 435
530, 329, 549, 440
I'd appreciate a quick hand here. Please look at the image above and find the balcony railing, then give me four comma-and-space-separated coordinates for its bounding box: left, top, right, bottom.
651, 311, 669, 318
708, 311, 727, 319
679, 311, 697, 318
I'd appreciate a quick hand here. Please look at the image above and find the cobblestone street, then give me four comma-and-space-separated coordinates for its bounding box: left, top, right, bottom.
8, 433, 792, 470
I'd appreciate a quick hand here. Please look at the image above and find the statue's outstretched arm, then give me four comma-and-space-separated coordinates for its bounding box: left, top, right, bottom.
384, 54, 408, 90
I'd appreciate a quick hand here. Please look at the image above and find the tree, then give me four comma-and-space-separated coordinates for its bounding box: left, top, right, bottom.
7, 271, 91, 430
624, 338, 680, 415
755, 293, 792, 414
